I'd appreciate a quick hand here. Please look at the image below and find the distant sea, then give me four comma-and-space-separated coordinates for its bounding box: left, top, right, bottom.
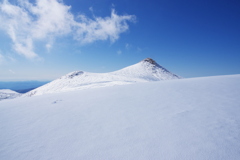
0, 81, 50, 93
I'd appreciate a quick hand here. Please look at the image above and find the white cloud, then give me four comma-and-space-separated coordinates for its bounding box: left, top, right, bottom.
0, 0, 135, 59
74, 9, 135, 44
45, 43, 52, 52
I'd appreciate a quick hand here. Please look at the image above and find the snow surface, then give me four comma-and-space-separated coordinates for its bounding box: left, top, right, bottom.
1, 74, 240, 160
0, 89, 20, 101
24, 58, 180, 96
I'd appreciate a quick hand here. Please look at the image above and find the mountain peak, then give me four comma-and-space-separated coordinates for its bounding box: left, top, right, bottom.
141, 58, 158, 65
24, 59, 181, 96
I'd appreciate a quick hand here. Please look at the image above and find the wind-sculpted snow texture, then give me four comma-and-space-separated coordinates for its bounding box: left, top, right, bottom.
0, 89, 21, 101
0, 74, 240, 160
24, 58, 180, 96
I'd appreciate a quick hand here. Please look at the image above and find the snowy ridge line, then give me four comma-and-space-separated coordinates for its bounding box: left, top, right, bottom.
24, 58, 180, 96
0, 89, 21, 101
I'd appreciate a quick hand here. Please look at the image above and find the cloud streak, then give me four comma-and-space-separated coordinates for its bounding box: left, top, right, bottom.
0, 53, 4, 64
0, 0, 135, 59
117, 50, 122, 55
9, 69, 15, 74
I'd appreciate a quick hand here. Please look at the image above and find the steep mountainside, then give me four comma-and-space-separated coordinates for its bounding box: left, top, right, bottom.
25, 58, 180, 96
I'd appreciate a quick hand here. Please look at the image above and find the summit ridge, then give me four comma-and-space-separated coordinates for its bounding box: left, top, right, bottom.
142, 58, 157, 64
25, 58, 180, 96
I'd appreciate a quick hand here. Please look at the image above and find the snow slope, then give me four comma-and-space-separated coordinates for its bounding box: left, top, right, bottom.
25, 58, 180, 96
0, 89, 20, 101
1, 74, 240, 160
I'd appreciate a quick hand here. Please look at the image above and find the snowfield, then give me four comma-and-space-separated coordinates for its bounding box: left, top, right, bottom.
0, 89, 21, 101
24, 58, 180, 96
1, 74, 240, 160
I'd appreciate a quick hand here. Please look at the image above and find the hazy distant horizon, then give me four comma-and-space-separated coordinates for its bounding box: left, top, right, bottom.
0, 81, 49, 92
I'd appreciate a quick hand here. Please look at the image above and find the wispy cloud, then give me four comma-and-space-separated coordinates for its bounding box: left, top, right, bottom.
0, 53, 4, 64
0, 51, 16, 64
89, 7, 93, 12
0, 0, 135, 59
9, 69, 15, 74
74, 9, 135, 44
137, 47, 142, 52
6, 55, 16, 62
125, 43, 130, 49
117, 50, 122, 55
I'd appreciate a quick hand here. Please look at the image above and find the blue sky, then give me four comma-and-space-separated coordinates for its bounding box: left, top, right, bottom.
0, 0, 239, 81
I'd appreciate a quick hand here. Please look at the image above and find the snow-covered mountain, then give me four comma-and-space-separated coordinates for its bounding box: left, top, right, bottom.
0, 89, 21, 101
1, 74, 240, 160
25, 58, 180, 96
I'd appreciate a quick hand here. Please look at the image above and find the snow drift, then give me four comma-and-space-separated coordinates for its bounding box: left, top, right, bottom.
25, 58, 180, 96
1, 74, 240, 160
